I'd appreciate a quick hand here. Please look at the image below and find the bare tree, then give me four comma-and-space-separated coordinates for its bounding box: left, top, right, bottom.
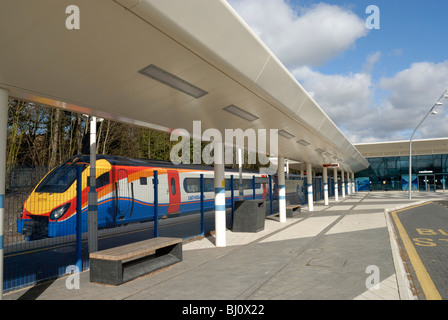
49, 108, 61, 168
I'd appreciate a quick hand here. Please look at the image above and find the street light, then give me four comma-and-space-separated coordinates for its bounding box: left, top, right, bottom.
409, 90, 448, 199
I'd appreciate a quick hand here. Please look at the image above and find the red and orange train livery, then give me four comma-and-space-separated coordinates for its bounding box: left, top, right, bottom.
17, 155, 267, 240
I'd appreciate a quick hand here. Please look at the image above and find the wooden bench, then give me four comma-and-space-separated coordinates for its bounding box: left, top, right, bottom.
286, 204, 301, 217
89, 237, 182, 286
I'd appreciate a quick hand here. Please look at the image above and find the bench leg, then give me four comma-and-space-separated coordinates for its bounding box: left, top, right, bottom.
156, 242, 182, 261
122, 243, 182, 284
90, 259, 123, 286
286, 207, 301, 217
90, 243, 183, 286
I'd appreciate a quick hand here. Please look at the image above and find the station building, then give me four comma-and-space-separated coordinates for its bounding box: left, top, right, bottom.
355, 138, 448, 192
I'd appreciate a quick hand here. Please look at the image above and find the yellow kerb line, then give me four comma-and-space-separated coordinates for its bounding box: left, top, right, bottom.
391, 207, 442, 300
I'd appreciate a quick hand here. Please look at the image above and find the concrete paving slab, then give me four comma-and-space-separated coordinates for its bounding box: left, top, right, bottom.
5, 191, 445, 301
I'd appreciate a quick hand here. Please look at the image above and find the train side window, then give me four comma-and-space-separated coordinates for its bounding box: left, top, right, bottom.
183, 177, 215, 192
170, 177, 176, 195
183, 178, 200, 193
234, 179, 239, 190
204, 178, 214, 192
183, 177, 262, 193
87, 172, 110, 189
140, 177, 147, 185
97, 172, 110, 188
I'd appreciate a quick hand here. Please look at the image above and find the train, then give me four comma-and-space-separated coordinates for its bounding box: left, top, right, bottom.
17, 154, 269, 240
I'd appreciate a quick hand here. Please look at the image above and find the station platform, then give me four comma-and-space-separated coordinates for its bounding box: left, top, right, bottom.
4, 191, 447, 301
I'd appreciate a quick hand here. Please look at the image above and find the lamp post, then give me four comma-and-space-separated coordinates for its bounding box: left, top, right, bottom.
409, 90, 448, 199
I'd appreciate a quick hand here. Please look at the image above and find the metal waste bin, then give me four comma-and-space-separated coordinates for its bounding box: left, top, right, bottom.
232, 199, 266, 232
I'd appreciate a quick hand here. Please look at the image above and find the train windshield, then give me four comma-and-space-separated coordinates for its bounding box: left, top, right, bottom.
36, 161, 88, 193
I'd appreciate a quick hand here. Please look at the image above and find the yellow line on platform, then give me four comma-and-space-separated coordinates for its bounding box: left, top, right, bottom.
391, 207, 442, 300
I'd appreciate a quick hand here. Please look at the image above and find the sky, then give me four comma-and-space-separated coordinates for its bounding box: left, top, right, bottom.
227, 0, 448, 143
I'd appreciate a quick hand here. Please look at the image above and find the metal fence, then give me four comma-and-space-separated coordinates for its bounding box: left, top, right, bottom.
2, 165, 339, 294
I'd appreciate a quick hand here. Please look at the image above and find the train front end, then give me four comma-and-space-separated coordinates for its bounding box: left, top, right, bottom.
17, 156, 89, 240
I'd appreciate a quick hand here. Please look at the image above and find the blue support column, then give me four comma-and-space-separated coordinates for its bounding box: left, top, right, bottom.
153, 170, 159, 238
238, 148, 243, 201
76, 166, 83, 273
0, 88, 8, 300
230, 175, 234, 227
252, 175, 256, 199
88, 116, 98, 254
200, 174, 205, 236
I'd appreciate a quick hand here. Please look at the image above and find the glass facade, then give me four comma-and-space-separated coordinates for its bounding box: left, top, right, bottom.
355, 154, 448, 191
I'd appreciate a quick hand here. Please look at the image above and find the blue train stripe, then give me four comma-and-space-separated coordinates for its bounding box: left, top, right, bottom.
22, 192, 265, 238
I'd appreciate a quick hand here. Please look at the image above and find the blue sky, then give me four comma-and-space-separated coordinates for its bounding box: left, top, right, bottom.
228, 0, 448, 143
316, 0, 448, 77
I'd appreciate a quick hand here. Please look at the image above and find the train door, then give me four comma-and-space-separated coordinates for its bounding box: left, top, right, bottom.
117, 169, 133, 219
167, 170, 181, 214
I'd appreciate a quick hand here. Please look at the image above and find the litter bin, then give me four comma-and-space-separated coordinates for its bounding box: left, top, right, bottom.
232, 199, 266, 232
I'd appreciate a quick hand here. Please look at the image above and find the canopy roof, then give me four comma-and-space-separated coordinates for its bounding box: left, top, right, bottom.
355, 138, 448, 158
0, 0, 369, 173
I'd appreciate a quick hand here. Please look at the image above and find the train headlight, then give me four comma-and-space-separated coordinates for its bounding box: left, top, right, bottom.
50, 203, 71, 221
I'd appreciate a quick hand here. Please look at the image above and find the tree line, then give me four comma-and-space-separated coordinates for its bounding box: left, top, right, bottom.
7, 98, 185, 168
6, 98, 263, 171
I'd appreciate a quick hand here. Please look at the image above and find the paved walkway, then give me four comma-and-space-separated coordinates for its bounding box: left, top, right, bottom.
5, 191, 448, 300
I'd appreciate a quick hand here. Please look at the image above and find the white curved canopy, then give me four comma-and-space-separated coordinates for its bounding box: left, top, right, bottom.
0, 0, 369, 173
355, 138, 448, 158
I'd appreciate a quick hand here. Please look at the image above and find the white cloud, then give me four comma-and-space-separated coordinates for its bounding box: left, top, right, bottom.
228, 0, 448, 144
380, 61, 448, 111
294, 60, 448, 143
362, 51, 381, 74
293, 65, 374, 142
378, 61, 448, 139
228, 0, 368, 68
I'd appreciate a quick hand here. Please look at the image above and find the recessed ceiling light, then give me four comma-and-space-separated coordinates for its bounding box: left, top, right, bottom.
278, 130, 295, 139
223, 105, 259, 122
297, 139, 311, 146
315, 148, 325, 153
138, 64, 208, 98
